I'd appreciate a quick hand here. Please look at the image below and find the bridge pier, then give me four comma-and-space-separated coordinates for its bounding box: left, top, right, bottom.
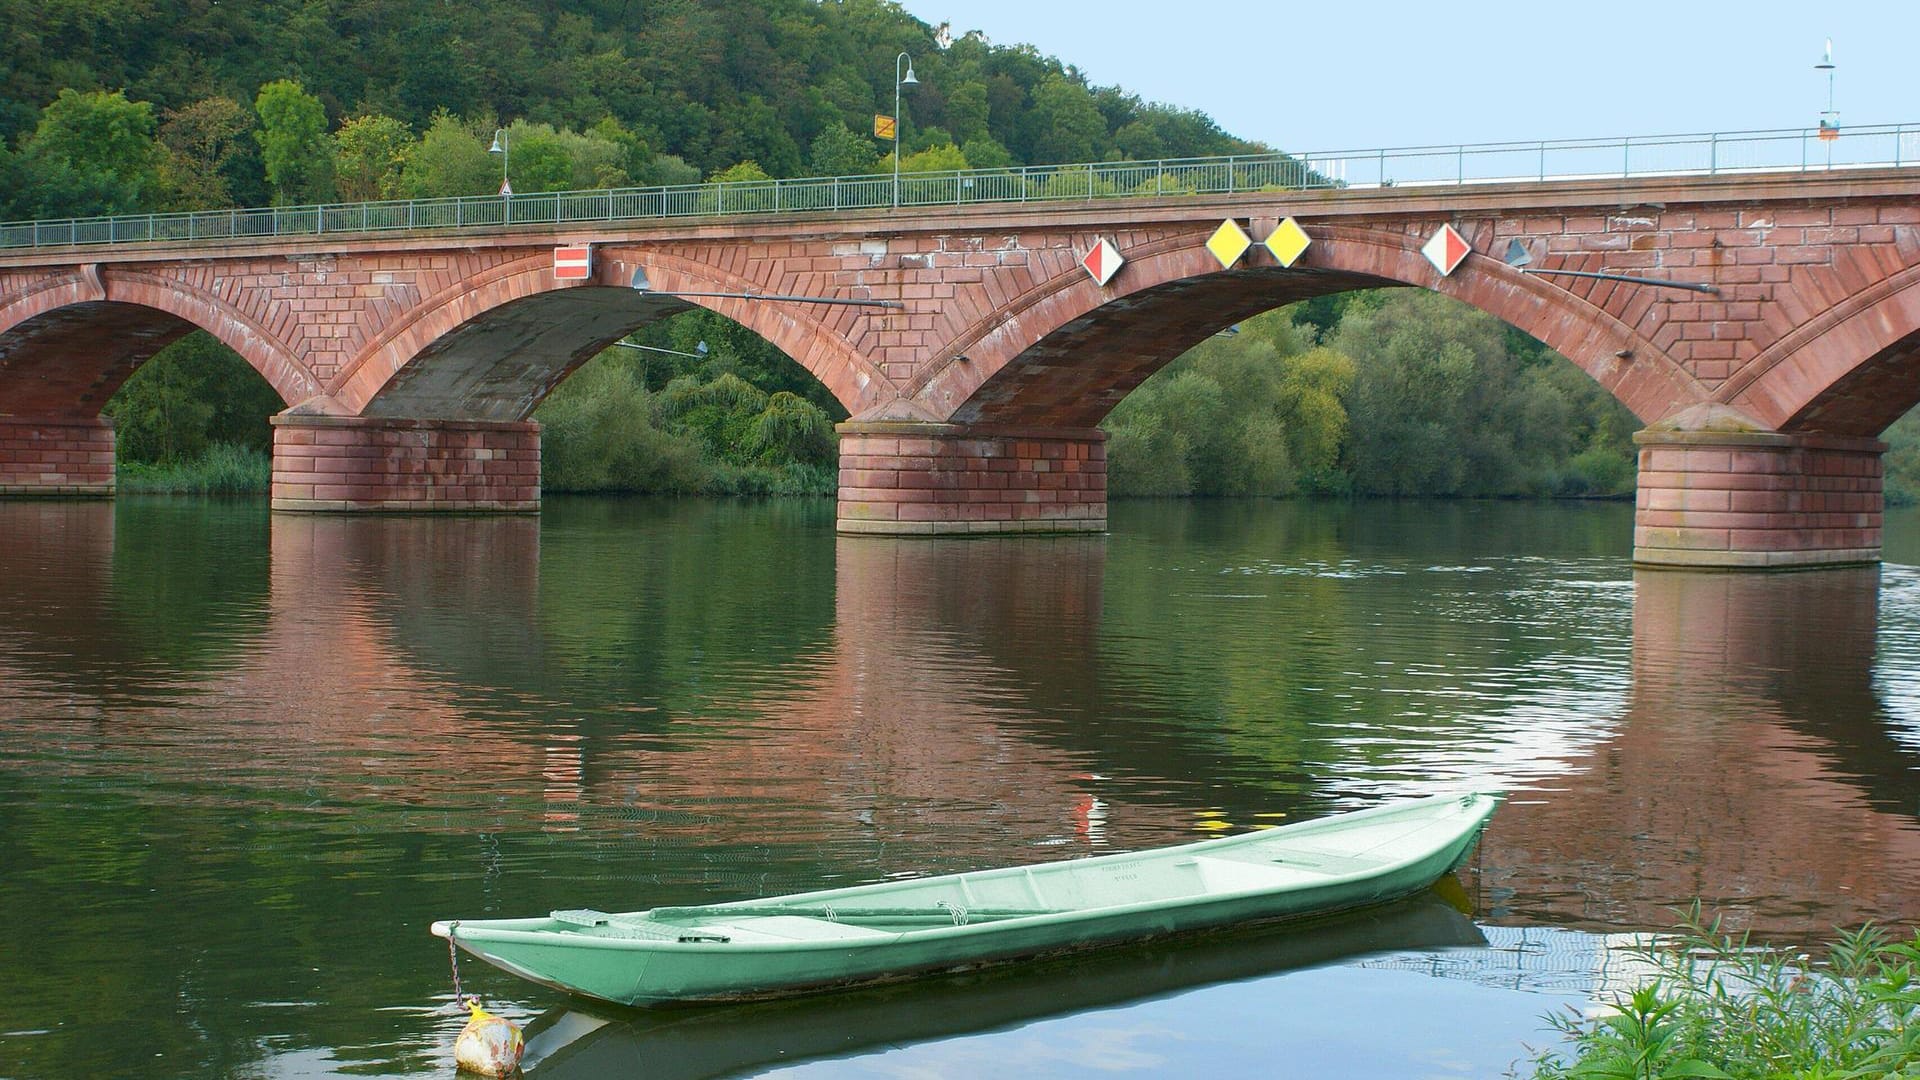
1633, 427, 1883, 569
836, 423, 1106, 535
270, 415, 539, 513
0, 417, 115, 496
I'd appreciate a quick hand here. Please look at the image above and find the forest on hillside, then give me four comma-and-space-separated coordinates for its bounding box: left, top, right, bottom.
1, 0, 1914, 502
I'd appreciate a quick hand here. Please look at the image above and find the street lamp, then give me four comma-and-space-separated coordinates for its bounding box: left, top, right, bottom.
614, 339, 709, 360
1815, 39, 1840, 145
488, 128, 512, 215
893, 52, 918, 208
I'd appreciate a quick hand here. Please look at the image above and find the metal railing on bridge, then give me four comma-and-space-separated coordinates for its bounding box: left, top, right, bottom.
3, 123, 1916, 252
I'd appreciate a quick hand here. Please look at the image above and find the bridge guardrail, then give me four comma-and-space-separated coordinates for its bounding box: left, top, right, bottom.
1, 123, 1914, 252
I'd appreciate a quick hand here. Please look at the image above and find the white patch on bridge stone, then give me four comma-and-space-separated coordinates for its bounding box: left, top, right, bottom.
1746, 217, 1774, 230
861, 240, 888, 255
1609, 215, 1656, 230
372, 272, 395, 284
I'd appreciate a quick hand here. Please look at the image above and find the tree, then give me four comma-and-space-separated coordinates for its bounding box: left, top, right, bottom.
158, 97, 257, 211
395, 110, 496, 198
501, 120, 576, 193
253, 79, 333, 204
105, 333, 284, 464
1026, 75, 1106, 164
18, 88, 164, 217
333, 113, 413, 201
946, 81, 992, 146
808, 120, 877, 176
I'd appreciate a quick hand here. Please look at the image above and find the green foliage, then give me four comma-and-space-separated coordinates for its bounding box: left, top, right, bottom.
1534, 907, 1920, 1078
708, 160, 774, 185
809, 120, 879, 176
535, 347, 839, 496
1332, 290, 1637, 497
332, 113, 413, 201
1104, 295, 1638, 500
253, 79, 333, 204
1885, 406, 1920, 507
534, 362, 709, 494
117, 443, 272, 494
105, 333, 284, 465
1105, 313, 1351, 497
14, 88, 163, 216
395, 110, 496, 198
1026, 75, 1108, 164
0, 0, 1267, 207
899, 141, 969, 173
157, 97, 259, 211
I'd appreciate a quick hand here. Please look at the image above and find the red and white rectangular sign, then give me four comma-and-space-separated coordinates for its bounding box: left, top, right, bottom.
554, 245, 593, 280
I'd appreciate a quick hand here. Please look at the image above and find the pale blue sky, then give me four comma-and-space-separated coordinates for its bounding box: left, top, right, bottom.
895, 0, 1915, 152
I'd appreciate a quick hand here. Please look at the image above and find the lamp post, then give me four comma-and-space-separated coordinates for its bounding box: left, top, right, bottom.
893, 52, 918, 208
488, 128, 512, 219
1816, 39, 1839, 158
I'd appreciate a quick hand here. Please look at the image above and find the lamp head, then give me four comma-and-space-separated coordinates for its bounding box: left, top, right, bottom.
1816, 38, 1835, 70
695, 341, 710, 356
901, 63, 918, 88
1503, 239, 1534, 268
489, 131, 505, 154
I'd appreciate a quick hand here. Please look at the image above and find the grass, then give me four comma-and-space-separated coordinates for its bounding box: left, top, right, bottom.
1530, 905, 1920, 1079
117, 443, 271, 495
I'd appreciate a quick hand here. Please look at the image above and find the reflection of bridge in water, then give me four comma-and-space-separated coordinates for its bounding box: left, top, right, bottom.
1, 505, 1916, 933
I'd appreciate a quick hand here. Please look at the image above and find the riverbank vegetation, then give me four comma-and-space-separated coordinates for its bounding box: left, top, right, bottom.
1107, 294, 1641, 499
1531, 908, 1920, 1079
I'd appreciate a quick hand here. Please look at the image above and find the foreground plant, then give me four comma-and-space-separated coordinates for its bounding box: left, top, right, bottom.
1532, 904, 1920, 1079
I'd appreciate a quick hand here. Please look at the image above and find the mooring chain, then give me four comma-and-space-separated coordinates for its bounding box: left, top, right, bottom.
446, 921, 466, 1005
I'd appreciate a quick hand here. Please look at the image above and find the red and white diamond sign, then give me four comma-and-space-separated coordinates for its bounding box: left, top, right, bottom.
1421, 224, 1471, 276
554, 245, 593, 280
1081, 237, 1124, 286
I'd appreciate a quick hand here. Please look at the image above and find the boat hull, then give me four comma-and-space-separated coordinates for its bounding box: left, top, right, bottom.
433, 792, 1497, 1007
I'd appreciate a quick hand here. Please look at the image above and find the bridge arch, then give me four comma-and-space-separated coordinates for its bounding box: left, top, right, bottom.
908, 224, 1706, 429
325, 249, 891, 420
0, 268, 314, 415
1724, 263, 1920, 437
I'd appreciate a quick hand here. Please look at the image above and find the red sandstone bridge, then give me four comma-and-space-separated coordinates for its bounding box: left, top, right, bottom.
3, 124, 1919, 568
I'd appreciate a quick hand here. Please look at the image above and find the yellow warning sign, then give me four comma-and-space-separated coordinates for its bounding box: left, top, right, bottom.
1264, 217, 1311, 267
1206, 219, 1252, 269
873, 114, 897, 140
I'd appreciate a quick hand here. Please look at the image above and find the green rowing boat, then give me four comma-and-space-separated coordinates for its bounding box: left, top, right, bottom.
431, 791, 1498, 1007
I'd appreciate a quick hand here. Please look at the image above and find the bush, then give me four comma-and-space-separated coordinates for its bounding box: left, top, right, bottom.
117, 442, 270, 494
1533, 906, 1920, 1079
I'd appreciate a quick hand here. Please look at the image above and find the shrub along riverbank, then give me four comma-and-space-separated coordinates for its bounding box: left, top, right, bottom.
1532, 907, 1920, 1078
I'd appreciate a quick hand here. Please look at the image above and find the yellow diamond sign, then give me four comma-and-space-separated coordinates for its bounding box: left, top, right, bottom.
1206, 219, 1252, 269
1264, 216, 1311, 267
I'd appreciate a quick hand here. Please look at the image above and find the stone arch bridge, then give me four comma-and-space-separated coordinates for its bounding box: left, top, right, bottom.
3, 166, 1918, 568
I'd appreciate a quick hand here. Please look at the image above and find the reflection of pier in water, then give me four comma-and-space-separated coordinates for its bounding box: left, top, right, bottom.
1482, 566, 1920, 934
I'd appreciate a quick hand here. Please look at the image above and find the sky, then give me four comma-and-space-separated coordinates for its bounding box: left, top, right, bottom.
893, 0, 1916, 154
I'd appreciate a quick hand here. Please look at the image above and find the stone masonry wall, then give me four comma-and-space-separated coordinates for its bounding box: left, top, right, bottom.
1633, 430, 1883, 568
0, 417, 115, 495
837, 423, 1105, 534
271, 415, 538, 512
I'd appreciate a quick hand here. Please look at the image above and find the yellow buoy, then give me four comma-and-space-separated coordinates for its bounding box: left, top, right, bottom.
453, 996, 524, 1077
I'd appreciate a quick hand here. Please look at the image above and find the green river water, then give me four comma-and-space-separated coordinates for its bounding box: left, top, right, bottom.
2, 497, 1918, 1079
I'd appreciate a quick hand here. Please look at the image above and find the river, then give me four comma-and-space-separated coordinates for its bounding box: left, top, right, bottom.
1, 497, 1917, 1079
